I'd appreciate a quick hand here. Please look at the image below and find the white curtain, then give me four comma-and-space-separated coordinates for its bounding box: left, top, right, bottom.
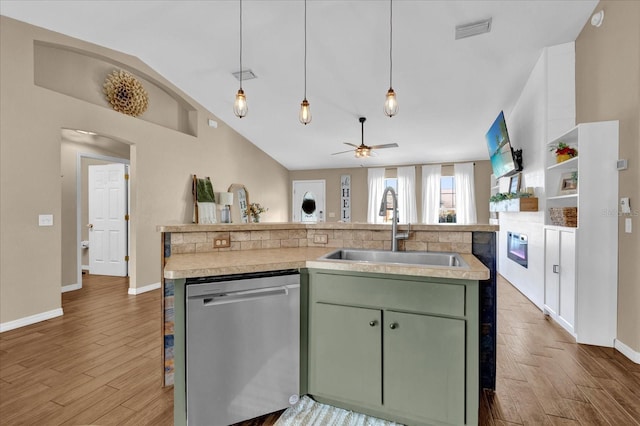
367, 167, 386, 224
454, 162, 477, 224
397, 166, 417, 223
421, 164, 441, 224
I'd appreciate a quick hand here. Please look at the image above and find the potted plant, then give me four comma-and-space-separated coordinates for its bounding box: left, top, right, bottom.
550, 142, 578, 163
248, 202, 268, 223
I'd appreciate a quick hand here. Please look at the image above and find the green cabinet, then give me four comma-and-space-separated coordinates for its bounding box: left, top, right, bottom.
313, 303, 381, 407
384, 311, 465, 425
305, 270, 478, 426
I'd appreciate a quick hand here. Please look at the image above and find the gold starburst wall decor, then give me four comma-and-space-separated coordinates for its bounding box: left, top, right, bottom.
103, 70, 149, 117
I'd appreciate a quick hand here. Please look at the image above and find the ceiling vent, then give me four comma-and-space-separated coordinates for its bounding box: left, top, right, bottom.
232, 69, 257, 81
455, 18, 492, 40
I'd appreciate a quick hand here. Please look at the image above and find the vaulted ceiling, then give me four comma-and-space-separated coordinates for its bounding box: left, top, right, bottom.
1, 0, 598, 170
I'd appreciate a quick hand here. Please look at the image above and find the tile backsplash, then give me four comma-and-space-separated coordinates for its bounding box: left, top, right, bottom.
169, 227, 473, 254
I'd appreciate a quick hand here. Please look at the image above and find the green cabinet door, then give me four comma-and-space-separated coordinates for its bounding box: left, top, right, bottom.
309, 302, 382, 407
384, 311, 466, 425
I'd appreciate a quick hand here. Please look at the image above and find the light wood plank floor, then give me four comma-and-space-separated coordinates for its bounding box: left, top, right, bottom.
1, 274, 638, 425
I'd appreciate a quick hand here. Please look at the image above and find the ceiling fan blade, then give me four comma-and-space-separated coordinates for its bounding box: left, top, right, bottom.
331, 149, 355, 155
370, 143, 399, 150
343, 142, 359, 148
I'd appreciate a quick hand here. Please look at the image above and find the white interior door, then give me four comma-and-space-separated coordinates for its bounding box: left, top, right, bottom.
292, 180, 326, 222
89, 163, 128, 276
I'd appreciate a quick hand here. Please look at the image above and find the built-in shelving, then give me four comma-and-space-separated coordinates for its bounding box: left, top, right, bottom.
543, 121, 619, 347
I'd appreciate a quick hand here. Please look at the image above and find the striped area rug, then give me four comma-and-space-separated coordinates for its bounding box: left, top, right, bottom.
274, 396, 404, 426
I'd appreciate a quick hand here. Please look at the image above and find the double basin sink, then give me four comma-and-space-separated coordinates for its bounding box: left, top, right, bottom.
319, 248, 468, 268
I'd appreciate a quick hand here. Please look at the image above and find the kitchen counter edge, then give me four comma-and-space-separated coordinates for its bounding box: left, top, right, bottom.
157, 222, 499, 233
163, 247, 489, 281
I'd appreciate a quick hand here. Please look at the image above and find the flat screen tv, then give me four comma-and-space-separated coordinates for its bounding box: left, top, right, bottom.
485, 111, 522, 178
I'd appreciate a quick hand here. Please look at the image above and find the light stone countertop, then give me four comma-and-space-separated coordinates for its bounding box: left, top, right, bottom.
163, 247, 490, 280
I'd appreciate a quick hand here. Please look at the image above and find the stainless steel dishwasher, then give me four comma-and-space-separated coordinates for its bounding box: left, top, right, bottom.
185, 270, 300, 426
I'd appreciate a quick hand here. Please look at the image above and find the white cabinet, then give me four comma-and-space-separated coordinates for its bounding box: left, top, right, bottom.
543, 121, 618, 347
544, 228, 576, 335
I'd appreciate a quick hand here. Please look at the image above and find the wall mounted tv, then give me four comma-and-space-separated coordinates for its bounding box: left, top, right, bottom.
485, 111, 522, 178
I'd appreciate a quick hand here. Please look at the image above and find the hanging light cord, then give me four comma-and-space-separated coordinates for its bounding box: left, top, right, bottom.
304, 0, 307, 100
389, 0, 393, 88
239, 0, 243, 90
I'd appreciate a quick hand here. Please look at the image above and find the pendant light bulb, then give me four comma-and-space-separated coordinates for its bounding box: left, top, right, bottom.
299, 0, 311, 125
234, 0, 248, 118
384, 88, 398, 117
384, 0, 398, 118
234, 88, 248, 118
299, 98, 312, 125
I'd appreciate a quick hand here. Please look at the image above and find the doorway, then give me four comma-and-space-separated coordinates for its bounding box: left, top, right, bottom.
60, 129, 131, 292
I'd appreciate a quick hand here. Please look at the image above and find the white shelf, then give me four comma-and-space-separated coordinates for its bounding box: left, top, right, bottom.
547, 194, 578, 201
544, 224, 577, 232
547, 156, 578, 171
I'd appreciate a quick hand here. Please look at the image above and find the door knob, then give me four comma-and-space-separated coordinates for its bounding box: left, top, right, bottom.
87, 223, 94, 229
369, 320, 377, 327
389, 322, 398, 330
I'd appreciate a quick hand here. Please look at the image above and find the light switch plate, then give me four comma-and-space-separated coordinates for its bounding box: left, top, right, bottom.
39, 214, 53, 227
625, 218, 632, 233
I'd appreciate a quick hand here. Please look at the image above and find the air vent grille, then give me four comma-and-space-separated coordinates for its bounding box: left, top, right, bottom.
455, 18, 492, 40
232, 70, 257, 81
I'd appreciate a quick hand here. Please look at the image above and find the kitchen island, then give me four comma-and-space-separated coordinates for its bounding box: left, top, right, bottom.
158, 222, 497, 425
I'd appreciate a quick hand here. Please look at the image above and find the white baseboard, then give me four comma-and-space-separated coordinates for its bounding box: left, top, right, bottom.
0, 308, 64, 333
614, 339, 640, 364
61, 283, 82, 293
128, 282, 161, 295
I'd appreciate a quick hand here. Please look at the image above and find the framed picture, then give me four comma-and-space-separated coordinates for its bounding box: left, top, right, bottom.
558, 172, 578, 195
509, 173, 521, 193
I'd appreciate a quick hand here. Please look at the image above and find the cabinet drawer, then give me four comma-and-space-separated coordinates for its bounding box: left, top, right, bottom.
310, 271, 466, 317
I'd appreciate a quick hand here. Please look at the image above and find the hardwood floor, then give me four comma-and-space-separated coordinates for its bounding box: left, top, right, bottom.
1, 274, 638, 425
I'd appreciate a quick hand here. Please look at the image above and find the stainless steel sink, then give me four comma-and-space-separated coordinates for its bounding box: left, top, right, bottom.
319, 249, 468, 268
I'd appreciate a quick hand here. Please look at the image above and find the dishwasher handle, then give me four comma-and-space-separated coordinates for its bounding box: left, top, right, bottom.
201, 286, 289, 306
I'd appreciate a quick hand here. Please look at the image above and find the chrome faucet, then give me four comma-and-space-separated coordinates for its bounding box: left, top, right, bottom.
379, 186, 410, 251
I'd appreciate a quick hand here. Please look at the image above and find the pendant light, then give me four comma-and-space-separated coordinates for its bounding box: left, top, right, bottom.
383, 0, 398, 117
233, 0, 248, 118
299, 0, 312, 125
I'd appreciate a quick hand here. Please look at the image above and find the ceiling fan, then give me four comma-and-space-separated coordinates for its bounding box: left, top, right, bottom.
332, 117, 399, 158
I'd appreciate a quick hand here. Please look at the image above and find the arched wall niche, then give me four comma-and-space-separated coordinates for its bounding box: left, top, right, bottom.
34, 40, 198, 136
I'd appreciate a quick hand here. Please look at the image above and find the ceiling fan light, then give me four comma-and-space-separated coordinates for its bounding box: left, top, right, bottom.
233, 88, 248, 118
299, 98, 312, 125
384, 88, 398, 117
355, 146, 370, 158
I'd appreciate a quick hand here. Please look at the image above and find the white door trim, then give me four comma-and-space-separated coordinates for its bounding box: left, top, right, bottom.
75, 152, 129, 290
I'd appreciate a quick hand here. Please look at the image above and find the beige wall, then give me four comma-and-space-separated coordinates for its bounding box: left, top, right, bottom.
289, 160, 492, 224
0, 17, 289, 325
576, 0, 640, 353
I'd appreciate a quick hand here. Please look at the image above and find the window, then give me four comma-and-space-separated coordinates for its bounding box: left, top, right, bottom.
382, 178, 398, 223
439, 176, 456, 223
